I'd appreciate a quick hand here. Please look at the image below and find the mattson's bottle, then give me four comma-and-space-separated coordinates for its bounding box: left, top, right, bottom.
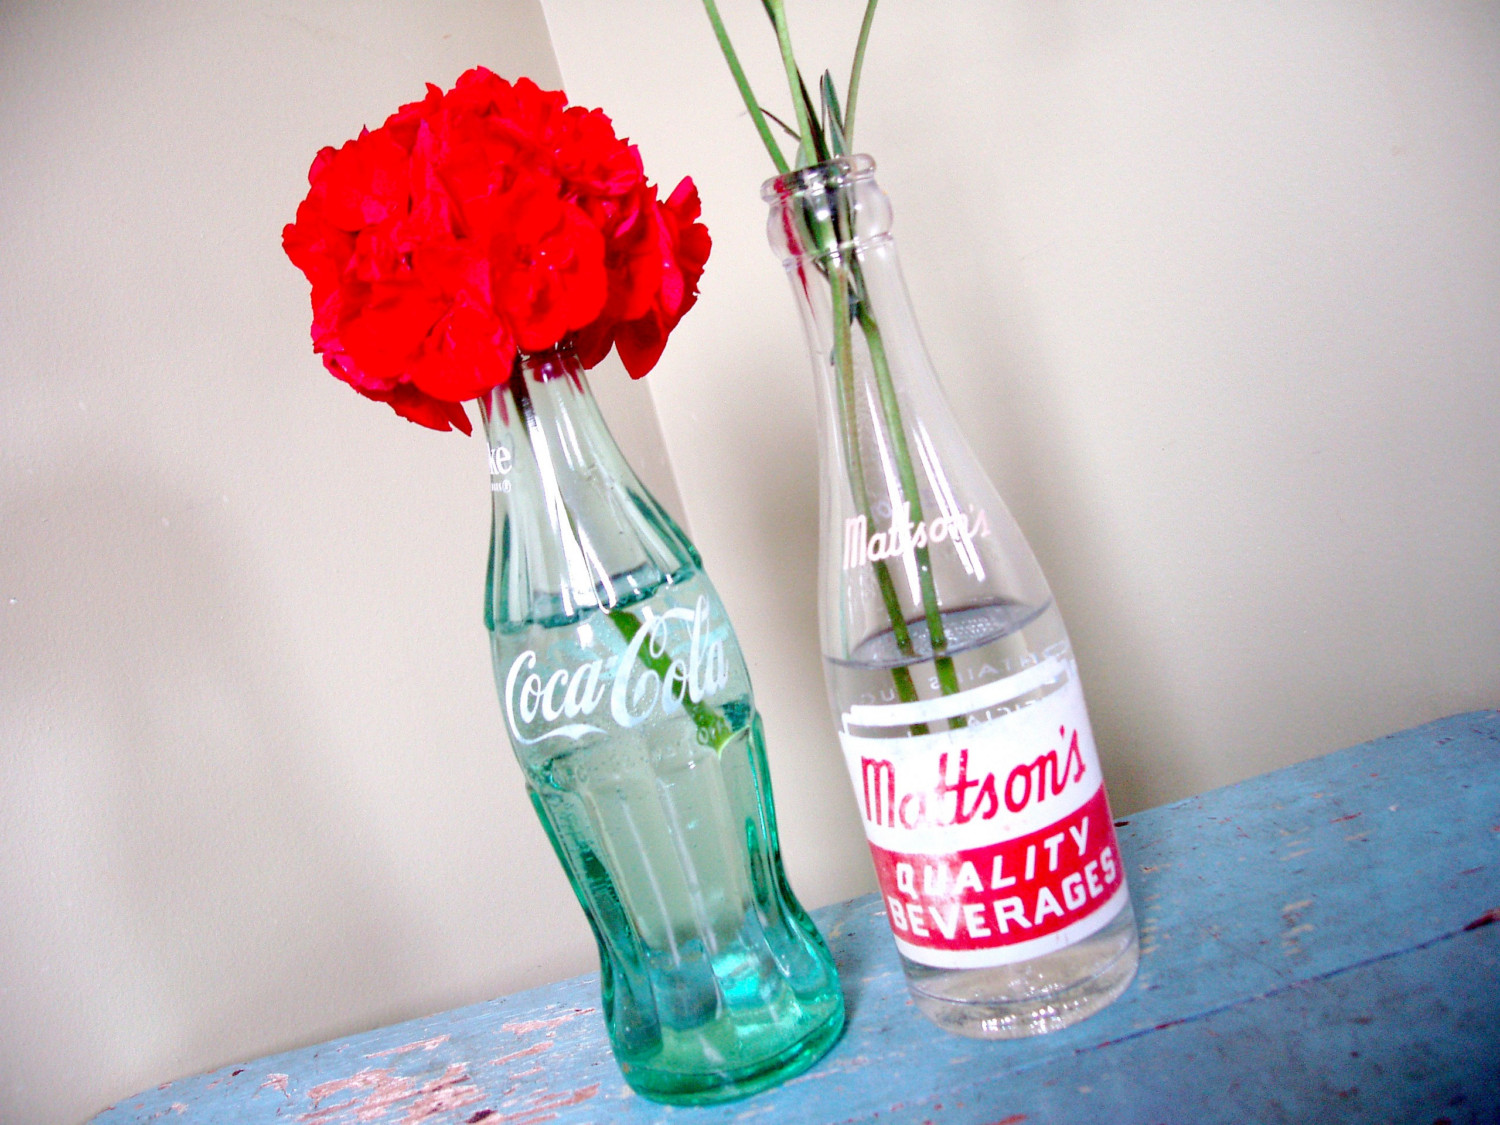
764, 155, 1139, 1038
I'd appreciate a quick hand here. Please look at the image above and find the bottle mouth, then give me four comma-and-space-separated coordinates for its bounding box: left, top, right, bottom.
517, 341, 581, 381
761, 154, 877, 203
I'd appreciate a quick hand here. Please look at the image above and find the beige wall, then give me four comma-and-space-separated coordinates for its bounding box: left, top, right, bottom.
2, 2, 1498, 1123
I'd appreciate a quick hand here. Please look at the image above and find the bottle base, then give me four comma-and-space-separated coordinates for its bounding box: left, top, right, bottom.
621, 999, 846, 1106
904, 906, 1140, 1040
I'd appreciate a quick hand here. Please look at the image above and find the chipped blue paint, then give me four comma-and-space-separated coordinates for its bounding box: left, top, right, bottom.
93, 711, 1500, 1124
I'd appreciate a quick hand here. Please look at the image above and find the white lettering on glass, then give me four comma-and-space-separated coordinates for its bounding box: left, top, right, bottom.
504, 595, 729, 745
843, 502, 991, 572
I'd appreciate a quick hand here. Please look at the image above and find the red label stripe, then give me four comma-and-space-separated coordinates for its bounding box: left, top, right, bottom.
867, 784, 1123, 953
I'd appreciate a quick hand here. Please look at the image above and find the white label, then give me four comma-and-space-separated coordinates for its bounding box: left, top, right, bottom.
840, 659, 1129, 968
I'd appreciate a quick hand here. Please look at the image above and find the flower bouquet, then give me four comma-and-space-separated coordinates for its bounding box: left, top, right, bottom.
282, 67, 709, 429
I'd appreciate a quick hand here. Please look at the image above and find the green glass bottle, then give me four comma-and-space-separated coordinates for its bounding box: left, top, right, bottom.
482, 346, 844, 1104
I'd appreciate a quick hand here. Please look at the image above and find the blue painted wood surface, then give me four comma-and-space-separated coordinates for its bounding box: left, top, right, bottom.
94, 712, 1500, 1124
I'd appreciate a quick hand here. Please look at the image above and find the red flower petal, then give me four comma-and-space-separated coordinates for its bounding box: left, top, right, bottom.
410, 300, 516, 402
379, 383, 474, 434
614, 309, 669, 380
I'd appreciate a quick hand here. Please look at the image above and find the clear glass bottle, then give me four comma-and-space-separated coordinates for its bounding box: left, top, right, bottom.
482, 346, 843, 1102
764, 156, 1138, 1038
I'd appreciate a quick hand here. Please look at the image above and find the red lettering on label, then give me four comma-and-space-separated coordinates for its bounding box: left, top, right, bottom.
861, 756, 897, 828
1003, 727, 1087, 814
857, 725, 1088, 830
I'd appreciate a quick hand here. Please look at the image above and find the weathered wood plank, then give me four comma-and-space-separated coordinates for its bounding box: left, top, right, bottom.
93, 711, 1500, 1124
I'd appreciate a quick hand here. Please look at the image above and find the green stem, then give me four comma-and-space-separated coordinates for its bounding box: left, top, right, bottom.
805, 178, 963, 728
764, 0, 816, 167
829, 259, 926, 734
845, 0, 880, 141
701, 0, 789, 174
607, 609, 738, 753
851, 274, 966, 722
798, 191, 916, 689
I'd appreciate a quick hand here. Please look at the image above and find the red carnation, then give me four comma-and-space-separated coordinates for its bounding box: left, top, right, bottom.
283, 68, 710, 433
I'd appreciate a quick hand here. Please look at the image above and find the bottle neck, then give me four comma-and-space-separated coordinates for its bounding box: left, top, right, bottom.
483, 346, 695, 630
766, 158, 959, 516
764, 156, 946, 422
765, 159, 1052, 665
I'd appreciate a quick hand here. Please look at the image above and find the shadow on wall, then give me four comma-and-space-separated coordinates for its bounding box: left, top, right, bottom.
0, 457, 415, 1123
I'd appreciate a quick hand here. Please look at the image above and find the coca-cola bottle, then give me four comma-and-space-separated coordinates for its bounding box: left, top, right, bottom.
764, 156, 1138, 1038
483, 346, 843, 1102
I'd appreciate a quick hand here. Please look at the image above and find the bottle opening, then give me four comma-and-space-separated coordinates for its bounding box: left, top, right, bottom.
761, 154, 878, 203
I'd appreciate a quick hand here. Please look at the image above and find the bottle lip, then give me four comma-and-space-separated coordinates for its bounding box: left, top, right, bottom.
518, 341, 581, 379
761, 154, 877, 203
